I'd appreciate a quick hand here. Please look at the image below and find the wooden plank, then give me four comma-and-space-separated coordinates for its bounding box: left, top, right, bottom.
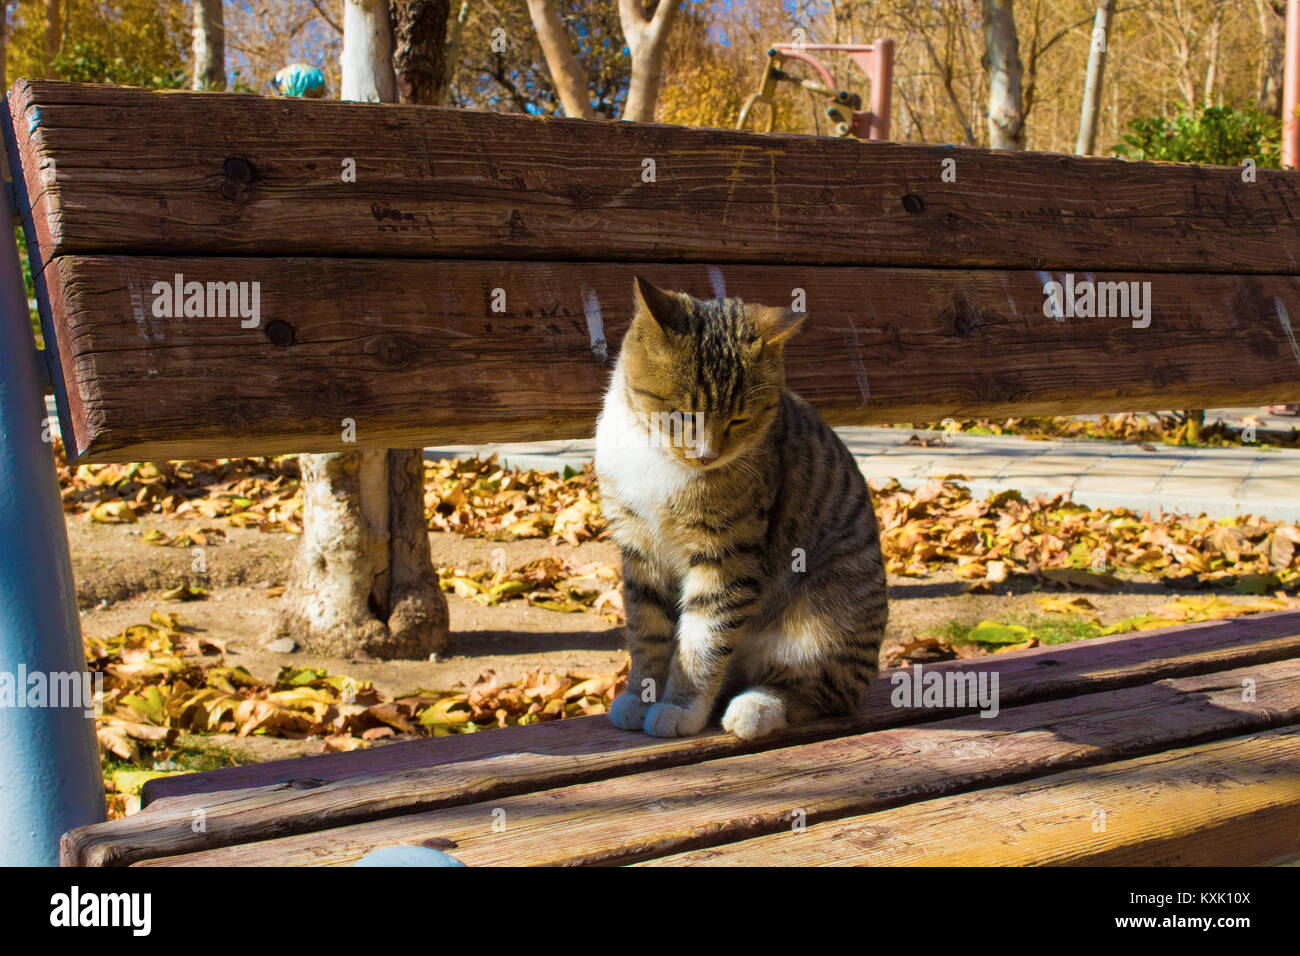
48, 256, 1300, 461
8, 80, 1300, 273
142, 609, 1300, 805
638, 726, 1300, 866
124, 658, 1300, 866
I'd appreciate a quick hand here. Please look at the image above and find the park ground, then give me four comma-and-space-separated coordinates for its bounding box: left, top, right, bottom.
62, 410, 1300, 814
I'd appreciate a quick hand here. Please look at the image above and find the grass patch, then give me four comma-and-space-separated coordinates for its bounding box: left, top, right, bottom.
102, 738, 247, 816
931, 611, 1105, 649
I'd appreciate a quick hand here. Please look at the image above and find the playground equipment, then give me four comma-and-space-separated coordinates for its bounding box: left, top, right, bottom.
736, 40, 893, 139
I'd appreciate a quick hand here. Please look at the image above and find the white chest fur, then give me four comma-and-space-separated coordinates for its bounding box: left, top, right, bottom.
594, 368, 694, 518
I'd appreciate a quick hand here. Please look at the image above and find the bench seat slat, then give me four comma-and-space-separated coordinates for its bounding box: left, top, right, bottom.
62, 611, 1300, 865
46, 256, 1300, 462
128, 657, 1300, 866
8, 80, 1300, 273
637, 726, 1300, 866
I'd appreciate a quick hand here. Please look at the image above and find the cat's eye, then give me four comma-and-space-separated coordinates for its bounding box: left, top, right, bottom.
726, 418, 749, 431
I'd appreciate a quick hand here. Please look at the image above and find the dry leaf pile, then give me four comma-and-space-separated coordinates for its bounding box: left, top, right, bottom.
424, 456, 604, 543
56, 440, 304, 533
57, 442, 607, 547
90, 610, 628, 815
871, 477, 1300, 588
439, 555, 624, 621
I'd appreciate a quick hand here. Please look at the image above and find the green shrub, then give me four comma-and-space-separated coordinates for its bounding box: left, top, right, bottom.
1112, 105, 1281, 168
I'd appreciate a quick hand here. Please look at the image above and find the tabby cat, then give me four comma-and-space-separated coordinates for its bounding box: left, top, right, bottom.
594, 277, 888, 740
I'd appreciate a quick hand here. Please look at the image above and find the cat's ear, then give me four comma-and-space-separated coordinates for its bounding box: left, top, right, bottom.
633, 276, 689, 335
753, 306, 805, 347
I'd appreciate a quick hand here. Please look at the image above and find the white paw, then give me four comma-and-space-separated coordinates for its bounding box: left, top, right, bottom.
722, 689, 788, 740
643, 701, 708, 737
608, 692, 649, 731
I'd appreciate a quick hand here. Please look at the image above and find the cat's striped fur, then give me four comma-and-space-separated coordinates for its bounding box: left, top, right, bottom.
594, 277, 888, 740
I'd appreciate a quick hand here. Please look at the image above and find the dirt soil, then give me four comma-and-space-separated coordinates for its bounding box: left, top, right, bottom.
69, 512, 1281, 764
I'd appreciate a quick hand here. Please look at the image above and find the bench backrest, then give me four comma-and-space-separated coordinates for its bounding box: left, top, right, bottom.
5, 80, 1300, 463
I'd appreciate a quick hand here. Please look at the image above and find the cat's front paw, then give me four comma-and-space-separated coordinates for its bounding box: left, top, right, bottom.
608, 691, 649, 731
722, 689, 788, 740
643, 701, 708, 737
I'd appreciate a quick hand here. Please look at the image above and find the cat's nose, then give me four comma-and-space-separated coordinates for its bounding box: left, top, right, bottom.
697, 448, 721, 464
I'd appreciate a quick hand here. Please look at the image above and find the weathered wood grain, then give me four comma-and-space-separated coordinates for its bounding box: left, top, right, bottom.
126, 658, 1300, 866
9, 80, 1300, 273
142, 609, 1300, 806
48, 256, 1300, 461
2, 87, 76, 447
637, 726, 1300, 866
68, 616, 1300, 866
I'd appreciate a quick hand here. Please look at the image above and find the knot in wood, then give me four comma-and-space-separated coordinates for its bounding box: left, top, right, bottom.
223, 158, 256, 183
947, 297, 982, 338
220, 158, 256, 202
902, 194, 925, 214
264, 320, 296, 347
421, 837, 459, 850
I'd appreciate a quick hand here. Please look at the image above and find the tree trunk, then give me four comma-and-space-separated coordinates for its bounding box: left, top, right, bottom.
1257, 0, 1286, 116
341, 0, 396, 102
44, 0, 60, 78
390, 0, 450, 104
1203, 7, 1223, 106
440, 0, 470, 105
1075, 0, 1116, 155
272, 1, 449, 660
272, 450, 447, 659
618, 0, 680, 122
192, 0, 227, 91
524, 0, 596, 118
981, 0, 1026, 150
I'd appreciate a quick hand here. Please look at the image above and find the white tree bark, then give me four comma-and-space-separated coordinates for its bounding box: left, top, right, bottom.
342, 0, 396, 101
524, 0, 596, 119
981, 0, 1026, 150
1202, 5, 1223, 106
192, 0, 227, 91
618, 0, 680, 123
524, 0, 678, 122
272, 0, 448, 660
1075, 0, 1116, 155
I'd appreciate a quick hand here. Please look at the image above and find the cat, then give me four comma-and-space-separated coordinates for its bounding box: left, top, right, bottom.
594, 276, 888, 741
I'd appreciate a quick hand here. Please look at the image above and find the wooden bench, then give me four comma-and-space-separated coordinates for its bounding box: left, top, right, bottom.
3, 80, 1300, 866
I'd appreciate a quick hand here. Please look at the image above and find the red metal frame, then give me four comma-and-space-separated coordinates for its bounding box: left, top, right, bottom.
1285, 0, 1299, 169
769, 40, 894, 140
